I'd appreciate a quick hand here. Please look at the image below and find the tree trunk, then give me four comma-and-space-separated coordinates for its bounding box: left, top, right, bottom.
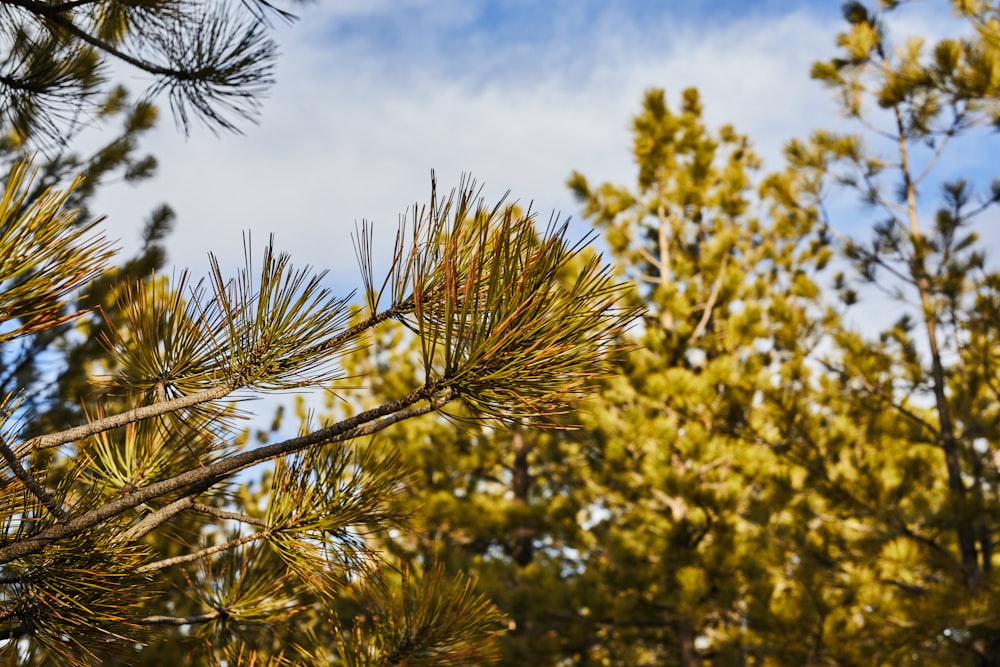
510, 427, 535, 567
894, 105, 980, 586
675, 620, 699, 667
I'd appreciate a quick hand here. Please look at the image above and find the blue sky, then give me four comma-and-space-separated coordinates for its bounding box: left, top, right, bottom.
315, 1, 839, 83
89, 0, 985, 295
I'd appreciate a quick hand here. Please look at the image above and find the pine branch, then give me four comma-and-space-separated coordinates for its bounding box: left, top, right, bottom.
1, 0, 291, 140
13, 383, 233, 458
6, 0, 195, 80
0, 385, 453, 564
688, 253, 729, 343
137, 529, 272, 573
191, 502, 267, 527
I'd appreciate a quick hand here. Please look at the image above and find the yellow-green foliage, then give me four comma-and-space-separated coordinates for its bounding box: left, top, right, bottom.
322, 4, 1000, 665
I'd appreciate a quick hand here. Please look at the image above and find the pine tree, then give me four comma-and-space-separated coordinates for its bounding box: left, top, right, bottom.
0, 167, 634, 665
753, 1, 1000, 663
333, 3, 1000, 664
566, 87, 833, 665
326, 87, 829, 666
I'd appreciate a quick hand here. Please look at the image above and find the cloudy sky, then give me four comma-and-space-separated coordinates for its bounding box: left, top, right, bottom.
89, 0, 976, 296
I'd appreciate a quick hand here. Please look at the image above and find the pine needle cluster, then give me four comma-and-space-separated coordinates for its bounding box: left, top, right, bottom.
0, 158, 635, 664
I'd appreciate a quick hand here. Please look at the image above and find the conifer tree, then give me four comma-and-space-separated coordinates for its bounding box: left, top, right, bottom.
566, 87, 833, 665
329, 3, 1000, 665
325, 88, 828, 666
0, 166, 634, 665
753, 1, 1000, 663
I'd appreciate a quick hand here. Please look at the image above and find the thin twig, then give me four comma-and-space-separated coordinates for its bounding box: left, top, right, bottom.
191, 502, 267, 527
656, 200, 674, 332
689, 253, 729, 343
815, 357, 939, 440
13, 384, 233, 458
121, 496, 200, 543
913, 128, 956, 187
137, 530, 272, 573
135, 611, 221, 626
628, 225, 662, 272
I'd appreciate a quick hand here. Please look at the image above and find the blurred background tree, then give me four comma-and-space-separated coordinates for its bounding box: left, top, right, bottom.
334, 84, 831, 665
320, 2, 1000, 665
756, 1, 1000, 663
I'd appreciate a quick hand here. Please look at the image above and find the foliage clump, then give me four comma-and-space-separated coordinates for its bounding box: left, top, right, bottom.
0, 163, 635, 665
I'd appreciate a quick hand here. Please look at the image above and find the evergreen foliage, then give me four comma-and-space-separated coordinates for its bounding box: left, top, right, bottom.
0, 164, 634, 665
326, 2, 1000, 665
0, 0, 302, 146
5, 0, 1000, 664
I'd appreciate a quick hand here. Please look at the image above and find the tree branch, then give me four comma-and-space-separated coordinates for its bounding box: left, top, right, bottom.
135, 611, 221, 626
628, 225, 662, 273
656, 200, 674, 332
815, 358, 939, 441
14, 384, 233, 458
137, 529, 272, 573
46, 0, 104, 11
14, 299, 418, 457
191, 502, 267, 527
121, 495, 203, 543
7, 0, 200, 80
688, 253, 728, 343
0, 385, 454, 564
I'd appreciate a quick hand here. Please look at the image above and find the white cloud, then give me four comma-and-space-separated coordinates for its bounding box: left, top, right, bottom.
71, 1, 995, 432
86, 1, 972, 298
